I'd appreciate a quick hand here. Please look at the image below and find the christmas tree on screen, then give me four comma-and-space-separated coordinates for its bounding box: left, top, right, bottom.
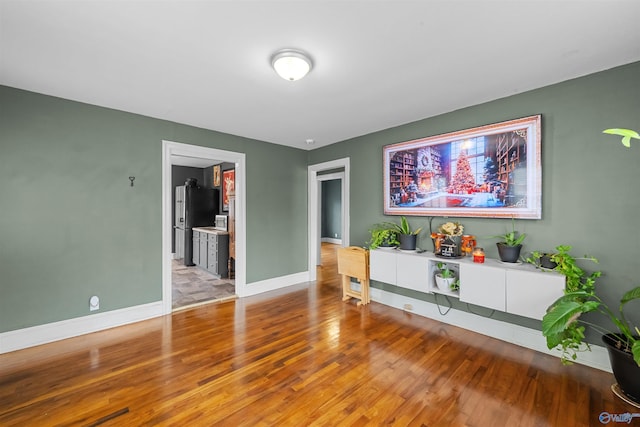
449, 150, 475, 193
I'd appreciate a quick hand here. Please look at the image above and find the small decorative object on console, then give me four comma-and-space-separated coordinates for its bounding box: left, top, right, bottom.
472, 247, 485, 263
435, 221, 464, 258
461, 235, 477, 257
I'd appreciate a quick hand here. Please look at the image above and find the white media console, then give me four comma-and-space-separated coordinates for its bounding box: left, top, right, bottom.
369, 248, 565, 320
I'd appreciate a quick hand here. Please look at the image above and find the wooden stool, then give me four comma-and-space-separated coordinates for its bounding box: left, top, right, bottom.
337, 246, 370, 306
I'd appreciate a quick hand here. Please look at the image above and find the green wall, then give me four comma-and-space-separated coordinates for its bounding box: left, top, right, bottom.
0, 86, 308, 332
321, 179, 342, 239
308, 61, 640, 335
2, 61, 639, 338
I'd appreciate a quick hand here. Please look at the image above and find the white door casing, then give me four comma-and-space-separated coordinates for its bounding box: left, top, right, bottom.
162, 140, 246, 313
308, 158, 350, 281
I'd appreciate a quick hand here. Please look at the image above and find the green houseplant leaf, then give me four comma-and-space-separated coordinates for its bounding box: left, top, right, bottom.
633, 341, 640, 366
620, 286, 640, 306
603, 128, 640, 148
394, 216, 422, 235
542, 299, 599, 335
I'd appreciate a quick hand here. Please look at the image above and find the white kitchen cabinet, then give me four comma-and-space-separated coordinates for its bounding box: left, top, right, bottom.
459, 263, 506, 311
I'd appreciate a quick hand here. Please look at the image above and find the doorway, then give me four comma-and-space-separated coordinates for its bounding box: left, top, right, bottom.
162, 140, 246, 314
308, 158, 350, 282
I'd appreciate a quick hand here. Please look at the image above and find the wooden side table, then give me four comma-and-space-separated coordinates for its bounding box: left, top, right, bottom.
337, 246, 370, 306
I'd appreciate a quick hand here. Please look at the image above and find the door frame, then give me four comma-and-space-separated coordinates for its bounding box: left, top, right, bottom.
308, 158, 350, 281
162, 140, 246, 314
317, 172, 345, 245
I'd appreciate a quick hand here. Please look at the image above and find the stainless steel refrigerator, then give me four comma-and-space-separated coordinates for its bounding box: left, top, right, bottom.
174, 178, 219, 266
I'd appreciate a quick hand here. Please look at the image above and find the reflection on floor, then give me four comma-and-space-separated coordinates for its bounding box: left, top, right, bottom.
172, 259, 236, 310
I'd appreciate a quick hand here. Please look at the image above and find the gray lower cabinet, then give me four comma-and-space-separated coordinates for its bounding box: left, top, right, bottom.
207, 233, 229, 278
199, 233, 208, 267
192, 231, 201, 266
192, 230, 229, 278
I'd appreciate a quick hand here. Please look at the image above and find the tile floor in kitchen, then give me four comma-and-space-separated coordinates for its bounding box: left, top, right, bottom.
172, 259, 236, 309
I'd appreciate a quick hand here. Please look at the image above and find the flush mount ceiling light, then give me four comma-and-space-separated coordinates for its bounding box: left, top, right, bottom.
271, 49, 313, 81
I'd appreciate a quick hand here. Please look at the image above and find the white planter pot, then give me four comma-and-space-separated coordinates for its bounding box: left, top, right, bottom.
435, 274, 456, 292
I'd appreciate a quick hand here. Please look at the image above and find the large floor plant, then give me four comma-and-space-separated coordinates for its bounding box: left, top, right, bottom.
542, 129, 640, 404
542, 275, 640, 367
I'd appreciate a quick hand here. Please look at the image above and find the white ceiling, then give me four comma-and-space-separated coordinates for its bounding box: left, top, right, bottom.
1, 1, 639, 151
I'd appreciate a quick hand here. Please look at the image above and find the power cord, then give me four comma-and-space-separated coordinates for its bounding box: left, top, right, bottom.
434, 293, 452, 315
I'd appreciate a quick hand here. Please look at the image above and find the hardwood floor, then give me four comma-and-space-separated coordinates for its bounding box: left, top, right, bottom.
0, 243, 634, 426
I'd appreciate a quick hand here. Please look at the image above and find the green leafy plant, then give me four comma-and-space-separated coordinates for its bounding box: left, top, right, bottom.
491, 217, 526, 246
367, 223, 400, 249
543, 127, 640, 361
450, 278, 460, 292
526, 245, 600, 292
603, 128, 640, 148
524, 251, 557, 269
393, 216, 423, 236
436, 262, 454, 278
539, 245, 640, 366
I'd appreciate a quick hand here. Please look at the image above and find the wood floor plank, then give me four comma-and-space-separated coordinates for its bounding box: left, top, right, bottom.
0, 243, 635, 426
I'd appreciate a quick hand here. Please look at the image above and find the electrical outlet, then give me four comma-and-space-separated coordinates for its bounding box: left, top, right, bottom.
403, 303, 413, 311
89, 295, 100, 311
334, 233, 338, 238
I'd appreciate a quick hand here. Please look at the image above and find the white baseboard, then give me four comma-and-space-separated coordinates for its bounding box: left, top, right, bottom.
1, 279, 612, 373
0, 301, 164, 354
0, 270, 311, 354
321, 237, 342, 245
369, 287, 612, 373
242, 271, 310, 297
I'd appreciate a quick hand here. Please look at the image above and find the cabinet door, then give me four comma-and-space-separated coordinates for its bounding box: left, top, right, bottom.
506, 269, 565, 320
199, 233, 208, 268
192, 231, 200, 266
396, 253, 429, 293
369, 250, 397, 285
217, 234, 229, 278
175, 228, 184, 259
459, 263, 506, 311
207, 234, 218, 273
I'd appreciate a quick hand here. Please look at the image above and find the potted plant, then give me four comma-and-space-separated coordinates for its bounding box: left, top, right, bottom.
367, 222, 400, 249
492, 217, 526, 263
525, 251, 558, 269
435, 262, 456, 292
541, 245, 640, 403
392, 216, 423, 251
540, 128, 640, 405
526, 245, 599, 291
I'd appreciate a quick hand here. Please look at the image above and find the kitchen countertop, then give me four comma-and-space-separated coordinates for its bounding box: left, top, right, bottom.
193, 227, 229, 235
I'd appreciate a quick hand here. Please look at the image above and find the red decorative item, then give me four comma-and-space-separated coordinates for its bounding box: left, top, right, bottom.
473, 247, 485, 263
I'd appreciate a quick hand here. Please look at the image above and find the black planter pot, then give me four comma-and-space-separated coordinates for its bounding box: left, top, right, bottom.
399, 234, 417, 251
496, 243, 522, 263
602, 333, 640, 404
540, 254, 558, 269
